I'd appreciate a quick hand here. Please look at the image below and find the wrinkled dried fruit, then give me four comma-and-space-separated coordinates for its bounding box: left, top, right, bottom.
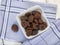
26, 30, 32, 36
21, 21, 30, 28
28, 15, 34, 22
11, 24, 18, 32
32, 30, 38, 35
25, 12, 31, 17
39, 22, 47, 30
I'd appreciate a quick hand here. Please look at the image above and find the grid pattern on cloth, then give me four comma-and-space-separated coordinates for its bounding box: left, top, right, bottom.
0, 0, 60, 45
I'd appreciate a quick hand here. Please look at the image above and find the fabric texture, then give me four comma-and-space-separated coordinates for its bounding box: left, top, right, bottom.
0, 0, 60, 45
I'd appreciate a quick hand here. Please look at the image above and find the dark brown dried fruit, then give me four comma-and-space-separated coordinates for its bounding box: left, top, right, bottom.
32, 11, 36, 15
34, 12, 41, 19
33, 19, 38, 25
39, 22, 47, 30
25, 12, 31, 17
28, 15, 34, 22
32, 23, 38, 30
32, 11, 40, 15
32, 30, 38, 35
38, 19, 43, 24
26, 26, 33, 30
11, 24, 18, 32
21, 21, 30, 28
20, 16, 27, 21
26, 30, 32, 36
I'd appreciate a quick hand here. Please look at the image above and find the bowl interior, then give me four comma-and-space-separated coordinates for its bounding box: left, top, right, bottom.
16, 5, 50, 39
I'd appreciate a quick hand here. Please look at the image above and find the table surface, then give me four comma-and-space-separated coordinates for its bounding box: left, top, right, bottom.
0, 0, 60, 45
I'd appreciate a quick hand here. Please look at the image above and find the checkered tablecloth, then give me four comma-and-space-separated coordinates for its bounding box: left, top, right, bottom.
0, 0, 60, 45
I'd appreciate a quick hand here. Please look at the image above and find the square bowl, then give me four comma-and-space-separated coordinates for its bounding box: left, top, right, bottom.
16, 5, 50, 39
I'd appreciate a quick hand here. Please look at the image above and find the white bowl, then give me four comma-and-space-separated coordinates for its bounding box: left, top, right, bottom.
16, 5, 50, 39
